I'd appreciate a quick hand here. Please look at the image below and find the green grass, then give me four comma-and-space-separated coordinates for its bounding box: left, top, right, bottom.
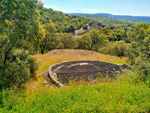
1, 72, 150, 113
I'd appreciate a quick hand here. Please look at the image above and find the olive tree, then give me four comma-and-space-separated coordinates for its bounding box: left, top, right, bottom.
89, 30, 108, 51
0, 0, 39, 88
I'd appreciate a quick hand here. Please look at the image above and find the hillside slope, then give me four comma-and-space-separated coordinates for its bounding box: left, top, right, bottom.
84, 16, 135, 25
38, 7, 103, 33
69, 13, 150, 24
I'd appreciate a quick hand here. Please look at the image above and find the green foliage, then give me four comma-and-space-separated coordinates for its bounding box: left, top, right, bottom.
89, 30, 108, 51
38, 7, 100, 33
38, 32, 74, 52
83, 24, 88, 30
36, 22, 56, 54
0, 0, 38, 21
80, 15, 135, 25
127, 23, 150, 81
100, 26, 134, 42
75, 30, 108, 51
99, 41, 129, 57
110, 25, 115, 30
112, 41, 129, 57
0, 0, 39, 61
0, 50, 36, 88
0, 0, 39, 88
75, 34, 92, 50
56, 33, 74, 49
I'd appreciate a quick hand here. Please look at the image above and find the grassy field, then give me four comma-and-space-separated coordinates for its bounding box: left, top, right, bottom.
1, 74, 150, 113
1, 50, 150, 113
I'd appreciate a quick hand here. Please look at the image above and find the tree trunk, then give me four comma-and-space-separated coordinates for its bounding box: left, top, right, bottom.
90, 44, 93, 50
3, 48, 11, 65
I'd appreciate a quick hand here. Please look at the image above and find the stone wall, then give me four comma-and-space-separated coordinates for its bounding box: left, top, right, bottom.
40, 60, 133, 87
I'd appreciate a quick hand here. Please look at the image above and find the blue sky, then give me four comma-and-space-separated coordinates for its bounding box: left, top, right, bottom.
41, 0, 150, 16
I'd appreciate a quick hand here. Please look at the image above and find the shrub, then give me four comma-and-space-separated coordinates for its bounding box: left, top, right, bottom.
89, 30, 108, 51
83, 24, 88, 30
0, 50, 37, 88
99, 41, 129, 57
75, 34, 92, 50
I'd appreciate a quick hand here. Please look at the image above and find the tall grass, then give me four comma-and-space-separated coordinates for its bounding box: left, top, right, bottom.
1, 72, 150, 113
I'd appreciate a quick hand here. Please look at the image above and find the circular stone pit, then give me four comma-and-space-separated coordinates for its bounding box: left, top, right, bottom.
45, 60, 132, 87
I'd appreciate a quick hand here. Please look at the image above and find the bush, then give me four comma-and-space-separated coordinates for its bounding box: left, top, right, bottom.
83, 24, 88, 30
75, 34, 92, 50
89, 30, 108, 51
56, 33, 74, 49
99, 41, 129, 57
0, 50, 37, 88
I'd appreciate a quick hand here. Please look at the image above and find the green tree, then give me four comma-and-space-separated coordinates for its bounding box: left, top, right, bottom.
83, 24, 88, 30
40, 22, 56, 54
110, 25, 115, 30
0, 0, 38, 64
0, 0, 38, 88
57, 33, 74, 49
89, 30, 108, 51
67, 25, 76, 34
76, 34, 92, 50
1, 50, 36, 88
128, 23, 150, 79
113, 41, 128, 58
99, 41, 128, 57
122, 28, 128, 40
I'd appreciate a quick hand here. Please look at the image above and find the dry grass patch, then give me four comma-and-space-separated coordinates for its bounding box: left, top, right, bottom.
34, 49, 127, 74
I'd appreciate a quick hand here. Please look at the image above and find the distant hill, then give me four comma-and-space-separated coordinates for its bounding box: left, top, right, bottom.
37, 7, 103, 33
82, 16, 135, 25
69, 13, 150, 24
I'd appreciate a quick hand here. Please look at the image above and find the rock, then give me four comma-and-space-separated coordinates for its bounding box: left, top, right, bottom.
121, 64, 133, 70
